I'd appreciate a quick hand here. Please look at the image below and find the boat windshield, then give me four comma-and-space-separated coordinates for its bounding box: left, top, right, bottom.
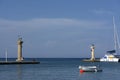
114, 55, 120, 58
107, 50, 116, 54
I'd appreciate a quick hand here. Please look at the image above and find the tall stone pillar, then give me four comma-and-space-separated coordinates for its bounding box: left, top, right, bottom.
90, 44, 95, 61
16, 37, 23, 61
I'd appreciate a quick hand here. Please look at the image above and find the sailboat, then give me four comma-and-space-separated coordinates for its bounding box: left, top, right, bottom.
100, 17, 120, 62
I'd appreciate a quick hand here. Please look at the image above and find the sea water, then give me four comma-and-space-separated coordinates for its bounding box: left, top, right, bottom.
0, 58, 120, 80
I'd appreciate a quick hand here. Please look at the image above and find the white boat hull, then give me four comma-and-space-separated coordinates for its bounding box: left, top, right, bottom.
100, 58, 120, 62
79, 66, 102, 72
100, 54, 120, 62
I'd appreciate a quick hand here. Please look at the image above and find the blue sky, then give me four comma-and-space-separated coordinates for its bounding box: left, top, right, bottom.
0, 0, 120, 58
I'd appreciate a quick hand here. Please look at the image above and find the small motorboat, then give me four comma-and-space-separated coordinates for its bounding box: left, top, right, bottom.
79, 65, 102, 72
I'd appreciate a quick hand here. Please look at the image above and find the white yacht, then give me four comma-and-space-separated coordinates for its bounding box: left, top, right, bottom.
100, 17, 120, 62
100, 53, 120, 62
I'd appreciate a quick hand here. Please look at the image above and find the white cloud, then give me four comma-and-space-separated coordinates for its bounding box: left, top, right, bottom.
44, 40, 57, 48
0, 18, 107, 30
92, 9, 115, 15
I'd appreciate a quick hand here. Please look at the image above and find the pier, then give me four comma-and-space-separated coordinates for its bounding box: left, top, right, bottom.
83, 59, 100, 62
0, 61, 40, 65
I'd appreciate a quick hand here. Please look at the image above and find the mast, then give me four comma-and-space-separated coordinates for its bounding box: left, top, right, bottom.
5, 48, 8, 62
113, 16, 117, 52
113, 16, 120, 54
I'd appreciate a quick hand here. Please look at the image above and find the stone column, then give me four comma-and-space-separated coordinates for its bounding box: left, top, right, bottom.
16, 37, 23, 61
90, 44, 95, 61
